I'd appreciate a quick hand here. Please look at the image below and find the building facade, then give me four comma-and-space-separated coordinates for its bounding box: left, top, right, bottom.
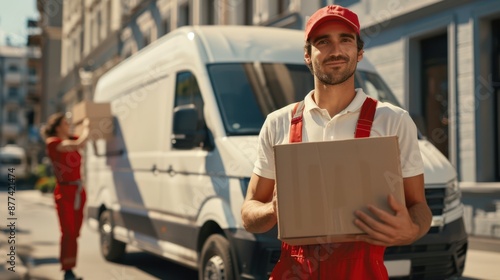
0, 45, 41, 168
36, 0, 65, 120
0, 46, 38, 147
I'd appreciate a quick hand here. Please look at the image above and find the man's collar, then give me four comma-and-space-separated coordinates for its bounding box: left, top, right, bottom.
304, 88, 368, 115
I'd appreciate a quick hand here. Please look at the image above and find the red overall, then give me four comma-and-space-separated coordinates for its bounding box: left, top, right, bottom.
47, 137, 87, 271
270, 97, 388, 279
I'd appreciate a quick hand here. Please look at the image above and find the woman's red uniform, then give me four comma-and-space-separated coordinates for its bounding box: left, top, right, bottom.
46, 137, 87, 271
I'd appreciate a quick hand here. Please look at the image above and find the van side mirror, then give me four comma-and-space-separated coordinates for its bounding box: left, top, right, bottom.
172, 104, 203, 149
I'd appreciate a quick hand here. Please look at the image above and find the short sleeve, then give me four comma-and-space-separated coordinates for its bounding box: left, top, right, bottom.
397, 112, 425, 178
46, 137, 62, 159
253, 117, 277, 180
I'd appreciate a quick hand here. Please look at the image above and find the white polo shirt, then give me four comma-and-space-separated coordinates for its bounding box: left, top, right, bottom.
253, 88, 424, 180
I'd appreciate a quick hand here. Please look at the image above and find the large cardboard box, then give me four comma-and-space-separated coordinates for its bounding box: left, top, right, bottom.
72, 101, 113, 140
273, 136, 405, 245
72, 101, 112, 124
73, 117, 114, 140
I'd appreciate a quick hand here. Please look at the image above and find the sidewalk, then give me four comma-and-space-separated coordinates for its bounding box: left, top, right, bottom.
0, 190, 55, 280
0, 250, 29, 280
0, 190, 37, 280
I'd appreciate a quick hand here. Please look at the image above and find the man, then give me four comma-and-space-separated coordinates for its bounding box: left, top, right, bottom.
241, 5, 432, 279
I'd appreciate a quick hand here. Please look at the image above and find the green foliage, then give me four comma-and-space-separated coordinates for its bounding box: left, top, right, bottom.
35, 176, 56, 193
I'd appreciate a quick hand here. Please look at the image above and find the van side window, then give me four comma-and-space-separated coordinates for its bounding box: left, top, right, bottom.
172, 71, 211, 150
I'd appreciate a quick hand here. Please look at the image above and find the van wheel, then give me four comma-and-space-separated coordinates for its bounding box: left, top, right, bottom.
199, 234, 235, 280
99, 210, 126, 262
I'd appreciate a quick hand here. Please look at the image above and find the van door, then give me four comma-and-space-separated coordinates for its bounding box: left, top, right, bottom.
158, 70, 216, 257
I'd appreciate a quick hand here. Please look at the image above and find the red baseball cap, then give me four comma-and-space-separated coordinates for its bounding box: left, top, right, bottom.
305, 5, 360, 41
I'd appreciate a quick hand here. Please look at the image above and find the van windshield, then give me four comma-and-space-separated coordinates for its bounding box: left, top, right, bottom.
208, 63, 404, 136
0, 156, 22, 165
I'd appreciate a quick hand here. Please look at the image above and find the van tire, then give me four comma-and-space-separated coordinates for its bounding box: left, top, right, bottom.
199, 234, 235, 280
99, 210, 126, 262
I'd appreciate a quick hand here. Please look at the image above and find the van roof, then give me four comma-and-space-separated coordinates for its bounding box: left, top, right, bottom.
187, 26, 376, 71
0, 145, 26, 157
187, 25, 375, 68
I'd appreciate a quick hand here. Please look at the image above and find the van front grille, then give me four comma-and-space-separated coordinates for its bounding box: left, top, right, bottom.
386, 240, 468, 280
425, 187, 445, 216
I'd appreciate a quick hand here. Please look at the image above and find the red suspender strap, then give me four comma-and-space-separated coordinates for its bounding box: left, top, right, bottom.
289, 101, 305, 143
355, 97, 378, 138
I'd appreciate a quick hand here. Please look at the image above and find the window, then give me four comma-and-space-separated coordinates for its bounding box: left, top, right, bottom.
244, 0, 253, 25
175, 72, 204, 113
278, 0, 290, 15
207, 62, 405, 136
8, 87, 18, 99
178, 4, 190, 27
420, 33, 449, 158
208, 63, 313, 135
206, 0, 215, 25
163, 18, 170, 35
28, 67, 36, 76
8, 65, 19, 72
173, 71, 208, 149
7, 110, 17, 123
143, 29, 151, 47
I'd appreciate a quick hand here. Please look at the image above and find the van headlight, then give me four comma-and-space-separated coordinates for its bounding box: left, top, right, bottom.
444, 179, 461, 212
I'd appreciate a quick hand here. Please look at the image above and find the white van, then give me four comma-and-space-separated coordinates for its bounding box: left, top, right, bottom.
86, 26, 467, 279
0, 145, 28, 180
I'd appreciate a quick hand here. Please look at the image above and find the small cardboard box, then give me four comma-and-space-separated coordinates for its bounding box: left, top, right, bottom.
72, 101, 112, 124
73, 117, 114, 140
273, 136, 405, 245
72, 101, 113, 140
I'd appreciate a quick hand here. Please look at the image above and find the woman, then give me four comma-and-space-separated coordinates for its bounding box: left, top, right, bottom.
42, 112, 90, 280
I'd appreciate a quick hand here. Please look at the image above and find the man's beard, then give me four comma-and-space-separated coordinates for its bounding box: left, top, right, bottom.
312, 55, 356, 86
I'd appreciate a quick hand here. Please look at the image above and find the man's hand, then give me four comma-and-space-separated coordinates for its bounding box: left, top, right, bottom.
354, 194, 420, 246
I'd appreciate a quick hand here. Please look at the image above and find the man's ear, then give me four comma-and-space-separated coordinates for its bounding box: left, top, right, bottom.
357, 50, 364, 62
304, 51, 311, 64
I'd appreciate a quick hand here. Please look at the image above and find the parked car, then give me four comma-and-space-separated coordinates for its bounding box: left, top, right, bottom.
0, 145, 28, 181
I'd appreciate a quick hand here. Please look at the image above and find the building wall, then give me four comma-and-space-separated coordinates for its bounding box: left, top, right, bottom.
37, 0, 63, 120
59, 0, 122, 109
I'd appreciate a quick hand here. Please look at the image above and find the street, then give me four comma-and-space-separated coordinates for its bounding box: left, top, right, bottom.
0, 189, 197, 280
1, 189, 500, 280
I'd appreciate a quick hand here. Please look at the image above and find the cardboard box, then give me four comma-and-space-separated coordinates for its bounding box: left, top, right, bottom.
73, 117, 114, 140
71, 101, 113, 140
72, 101, 112, 124
273, 136, 405, 245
